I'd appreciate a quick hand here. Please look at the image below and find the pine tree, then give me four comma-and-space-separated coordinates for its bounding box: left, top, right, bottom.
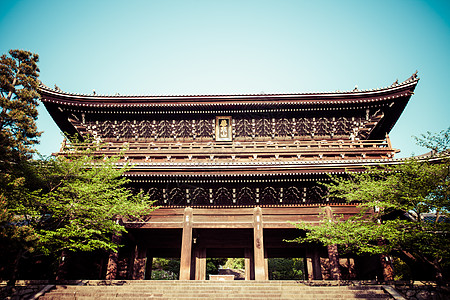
0, 49, 41, 171
0, 50, 41, 285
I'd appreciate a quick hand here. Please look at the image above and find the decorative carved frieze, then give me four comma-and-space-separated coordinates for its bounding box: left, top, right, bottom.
85, 113, 381, 142
141, 184, 333, 207
235, 118, 253, 138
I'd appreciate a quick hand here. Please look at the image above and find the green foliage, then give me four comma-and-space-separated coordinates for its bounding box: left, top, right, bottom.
268, 258, 304, 280
206, 258, 227, 276
291, 128, 450, 281
33, 140, 156, 254
415, 127, 450, 153
0, 49, 41, 170
392, 257, 412, 281
0, 49, 157, 281
0, 139, 157, 281
151, 269, 178, 280
0, 49, 42, 283
223, 258, 245, 269
151, 258, 179, 280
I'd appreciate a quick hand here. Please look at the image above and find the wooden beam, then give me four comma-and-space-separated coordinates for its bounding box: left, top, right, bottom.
193, 222, 253, 229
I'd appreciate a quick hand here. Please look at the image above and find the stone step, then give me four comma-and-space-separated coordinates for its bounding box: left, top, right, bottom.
40, 296, 390, 300
40, 292, 391, 297
51, 286, 386, 292
39, 281, 393, 300
47, 289, 387, 296
67, 283, 386, 289
83, 280, 381, 285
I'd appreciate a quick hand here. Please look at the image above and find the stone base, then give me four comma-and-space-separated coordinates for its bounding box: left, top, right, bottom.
209, 275, 235, 281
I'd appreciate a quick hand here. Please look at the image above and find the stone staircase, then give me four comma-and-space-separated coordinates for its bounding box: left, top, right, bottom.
38, 280, 395, 299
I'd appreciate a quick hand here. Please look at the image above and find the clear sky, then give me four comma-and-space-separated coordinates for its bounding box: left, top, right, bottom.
1, 0, 449, 157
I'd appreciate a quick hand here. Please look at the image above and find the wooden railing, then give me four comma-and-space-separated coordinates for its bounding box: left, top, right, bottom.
59, 138, 397, 162
92, 139, 392, 152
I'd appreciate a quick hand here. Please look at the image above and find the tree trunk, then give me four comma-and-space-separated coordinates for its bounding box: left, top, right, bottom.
56, 249, 69, 281
399, 250, 446, 282
7, 249, 24, 286
379, 255, 394, 281
6, 68, 19, 101
423, 256, 446, 284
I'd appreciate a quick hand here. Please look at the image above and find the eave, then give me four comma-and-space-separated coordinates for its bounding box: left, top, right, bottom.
123, 157, 401, 177
39, 74, 418, 109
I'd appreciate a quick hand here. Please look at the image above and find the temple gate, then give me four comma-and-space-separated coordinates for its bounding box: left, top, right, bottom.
40, 73, 419, 280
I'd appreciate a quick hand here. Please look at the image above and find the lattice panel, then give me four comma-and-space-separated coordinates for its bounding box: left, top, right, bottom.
255, 118, 272, 138
294, 118, 312, 136
176, 120, 193, 139
144, 184, 334, 206
235, 118, 253, 138
85, 113, 376, 141
275, 118, 292, 138
156, 120, 172, 139
195, 119, 213, 139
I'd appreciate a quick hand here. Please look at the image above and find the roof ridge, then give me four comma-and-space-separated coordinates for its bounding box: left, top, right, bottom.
39, 72, 419, 98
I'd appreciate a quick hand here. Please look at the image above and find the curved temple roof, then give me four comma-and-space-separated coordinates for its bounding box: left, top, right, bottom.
39, 73, 419, 108
40, 73, 419, 142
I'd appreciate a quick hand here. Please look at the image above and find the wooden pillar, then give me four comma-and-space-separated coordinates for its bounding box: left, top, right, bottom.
325, 206, 341, 280
306, 247, 323, 280
306, 257, 313, 280
244, 248, 254, 280
180, 207, 193, 280
132, 244, 147, 280
145, 254, 153, 280
264, 253, 269, 280
253, 207, 266, 280
194, 247, 207, 280
312, 250, 323, 280
106, 233, 122, 280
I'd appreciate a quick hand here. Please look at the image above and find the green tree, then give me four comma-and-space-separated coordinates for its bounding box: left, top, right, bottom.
206, 258, 227, 277
1, 140, 156, 282
151, 258, 180, 280
0, 49, 41, 171
36, 141, 156, 279
268, 258, 304, 280
0, 49, 41, 285
223, 258, 245, 269
291, 128, 450, 282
